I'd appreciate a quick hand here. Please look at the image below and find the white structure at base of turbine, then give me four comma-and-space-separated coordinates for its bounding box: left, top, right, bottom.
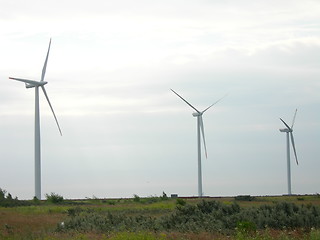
10, 39, 62, 200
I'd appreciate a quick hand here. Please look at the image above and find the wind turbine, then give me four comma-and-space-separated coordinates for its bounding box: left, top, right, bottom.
9, 39, 62, 200
279, 109, 298, 195
171, 89, 224, 197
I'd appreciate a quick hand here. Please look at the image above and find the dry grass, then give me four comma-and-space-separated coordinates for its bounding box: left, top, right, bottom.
0, 208, 64, 238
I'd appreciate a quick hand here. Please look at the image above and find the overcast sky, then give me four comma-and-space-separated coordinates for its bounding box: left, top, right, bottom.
0, 0, 319, 200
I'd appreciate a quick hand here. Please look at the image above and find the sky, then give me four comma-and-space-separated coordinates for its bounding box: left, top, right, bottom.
0, 0, 319, 200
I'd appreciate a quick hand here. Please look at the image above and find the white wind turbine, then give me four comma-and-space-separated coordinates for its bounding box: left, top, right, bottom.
279, 109, 298, 195
171, 89, 224, 197
9, 39, 62, 200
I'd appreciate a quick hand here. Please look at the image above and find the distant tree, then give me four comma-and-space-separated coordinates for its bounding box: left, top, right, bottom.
7, 193, 12, 200
0, 188, 6, 200
0, 188, 30, 207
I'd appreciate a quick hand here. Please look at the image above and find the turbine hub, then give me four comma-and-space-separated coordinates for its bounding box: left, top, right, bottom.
192, 112, 201, 117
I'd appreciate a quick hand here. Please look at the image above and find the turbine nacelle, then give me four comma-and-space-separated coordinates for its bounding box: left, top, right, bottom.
192, 112, 202, 117
279, 128, 291, 133
9, 77, 48, 88
26, 81, 48, 88
26, 83, 36, 88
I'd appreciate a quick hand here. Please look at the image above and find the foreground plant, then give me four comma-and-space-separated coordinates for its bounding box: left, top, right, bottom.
57, 200, 320, 236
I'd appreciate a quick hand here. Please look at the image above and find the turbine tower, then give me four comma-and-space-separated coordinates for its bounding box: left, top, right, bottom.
171, 89, 224, 197
279, 109, 298, 195
9, 39, 62, 200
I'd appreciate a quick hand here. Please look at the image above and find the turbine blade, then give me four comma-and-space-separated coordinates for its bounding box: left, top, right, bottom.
290, 132, 298, 165
171, 89, 200, 113
291, 109, 297, 129
202, 94, 227, 114
41, 38, 51, 82
9, 77, 40, 86
200, 116, 208, 158
280, 118, 291, 130
41, 86, 62, 136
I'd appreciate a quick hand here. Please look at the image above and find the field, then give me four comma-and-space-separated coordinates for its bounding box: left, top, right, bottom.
1, 193, 320, 239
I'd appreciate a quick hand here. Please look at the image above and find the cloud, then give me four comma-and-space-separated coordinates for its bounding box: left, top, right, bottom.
1, 1, 320, 199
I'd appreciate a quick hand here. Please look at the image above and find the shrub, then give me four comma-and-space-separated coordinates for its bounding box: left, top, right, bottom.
46, 192, 64, 204
0, 188, 6, 200
133, 194, 141, 202
0, 188, 30, 207
160, 192, 168, 201
67, 207, 83, 216
235, 195, 255, 201
57, 199, 320, 235
236, 221, 257, 234
33, 196, 41, 205
108, 200, 116, 205
142, 196, 161, 204
176, 198, 186, 206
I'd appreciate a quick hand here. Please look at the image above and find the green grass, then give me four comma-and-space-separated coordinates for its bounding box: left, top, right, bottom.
0, 205, 69, 215
1, 230, 320, 240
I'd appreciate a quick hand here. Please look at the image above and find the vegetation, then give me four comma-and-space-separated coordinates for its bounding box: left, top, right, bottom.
45, 192, 64, 204
0, 188, 30, 207
175, 198, 186, 206
56, 197, 320, 238
235, 195, 256, 201
133, 194, 141, 202
1, 189, 320, 239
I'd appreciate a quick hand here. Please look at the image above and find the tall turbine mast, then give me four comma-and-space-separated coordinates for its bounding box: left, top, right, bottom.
279, 109, 298, 195
10, 39, 62, 200
171, 89, 225, 197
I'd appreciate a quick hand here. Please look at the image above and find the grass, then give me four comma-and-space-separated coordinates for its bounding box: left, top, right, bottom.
1, 195, 320, 239
0, 210, 64, 239
1, 230, 320, 240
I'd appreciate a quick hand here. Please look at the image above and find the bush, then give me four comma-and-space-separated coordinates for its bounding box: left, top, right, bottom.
142, 196, 161, 204
176, 198, 186, 206
107, 200, 116, 205
235, 195, 255, 201
160, 192, 168, 201
236, 221, 256, 234
33, 196, 41, 205
133, 194, 140, 202
57, 199, 320, 234
0, 188, 30, 207
46, 192, 64, 204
